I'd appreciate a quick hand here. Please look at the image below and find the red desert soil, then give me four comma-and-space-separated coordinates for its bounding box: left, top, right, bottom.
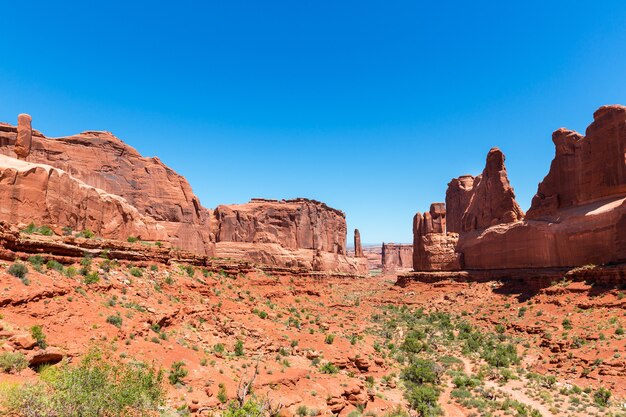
1, 258, 625, 416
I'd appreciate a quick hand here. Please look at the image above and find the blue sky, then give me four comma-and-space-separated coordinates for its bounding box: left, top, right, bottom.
1, 1, 626, 244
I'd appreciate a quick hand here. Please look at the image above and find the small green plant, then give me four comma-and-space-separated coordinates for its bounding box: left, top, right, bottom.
319, 362, 339, 374
217, 383, 228, 403
106, 314, 123, 328
129, 267, 143, 277
76, 229, 95, 239
324, 334, 335, 344
30, 325, 47, 349
62, 226, 73, 236
83, 271, 100, 285
234, 339, 244, 356
593, 387, 611, 407
168, 361, 188, 385
46, 259, 64, 272
127, 236, 139, 243
8, 262, 28, 283
0, 351, 28, 373
214, 343, 225, 354
562, 318, 573, 330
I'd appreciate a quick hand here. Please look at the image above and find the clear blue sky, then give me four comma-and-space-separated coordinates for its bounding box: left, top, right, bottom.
1, 1, 626, 244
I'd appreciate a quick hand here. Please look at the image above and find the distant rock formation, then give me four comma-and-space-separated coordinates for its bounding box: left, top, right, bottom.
354, 229, 363, 257
381, 243, 413, 272
413, 105, 626, 271
14, 114, 32, 159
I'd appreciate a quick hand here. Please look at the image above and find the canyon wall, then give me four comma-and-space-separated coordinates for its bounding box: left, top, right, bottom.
381, 243, 413, 272
413, 105, 626, 271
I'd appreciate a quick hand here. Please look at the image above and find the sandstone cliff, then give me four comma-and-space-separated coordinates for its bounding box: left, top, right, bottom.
0, 122, 212, 254
0, 155, 165, 241
413, 105, 626, 271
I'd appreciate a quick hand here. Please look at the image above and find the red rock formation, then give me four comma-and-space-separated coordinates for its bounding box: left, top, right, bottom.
412, 204, 462, 271
527, 105, 626, 219
354, 229, 363, 258
446, 175, 474, 233
381, 243, 413, 272
414, 106, 626, 271
0, 155, 164, 240
0, 119, 212, 254
14, 114, 32, 159
447, 148, 523, 233
214, 199, 347, 254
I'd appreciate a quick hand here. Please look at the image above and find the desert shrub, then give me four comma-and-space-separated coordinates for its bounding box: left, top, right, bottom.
296, 405, 309, 417
593, 387, 611, 407
217, 383, 228, 403
404, 385, 440, 417
106, 315, 123, 328
64, 266, 77, 278
0, 352, 28, 373
28, 255, 45, 271
61, 226, 73, 236
127, 236, 139, 243
324, 334, 335, 344
401, 359, 440, 385
481, 341, 519, 368
213, 343, 225, 354
129, 267, 143, 277
1, 349, 163, 417
8, 263, 28, 283
76, 229, 95, 239
319, 362, 339, 374
22, 223, 53, 236
30, 325, 47, 349
83, 272, 100, 285
234, 339, 244, 356
46, 260, 64, 272
168, 361, 188, 385
562, 318, 573, 330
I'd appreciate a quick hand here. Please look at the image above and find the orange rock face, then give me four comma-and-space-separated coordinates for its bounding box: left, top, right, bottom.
354, 229, 363, 258
413, 106, 626, 271
381, 243, 413, 272
0, 155, 164, 241
0, 124, 212, 254
527, 105, 626, 219
14, 114, 32, 159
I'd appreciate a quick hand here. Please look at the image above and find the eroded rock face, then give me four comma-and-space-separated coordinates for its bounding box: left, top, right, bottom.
381, 243, 413, 272
214, 199, 347, 254
14, 114, 32, 159
412, 205, 462, 271
0, 155, 165, 240
448, 148, 523, 232
0, 123, 212, 254
527, 105, 626, 219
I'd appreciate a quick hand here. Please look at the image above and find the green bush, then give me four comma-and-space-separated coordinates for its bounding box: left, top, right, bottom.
46, 260, 64, 272
404, 385, 440, 417
593, 387, 611, 407
22, 223, 53, 236
106, 315, 123, 328
401, 359, 440, 385
234, 339, 244, 356
30, 325, 47, 349
319, 362, 339, 374
8, 262, 28, 280
76, 229, 95, 239
127, 236, 139, 243
129, 267, 143, 277
324, 334, 335, 344
213, 343, 225, 354
0, 352, 28, 373
83, 272, 100, 285
1, 349, 164, 417
168, 361, 188, 385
